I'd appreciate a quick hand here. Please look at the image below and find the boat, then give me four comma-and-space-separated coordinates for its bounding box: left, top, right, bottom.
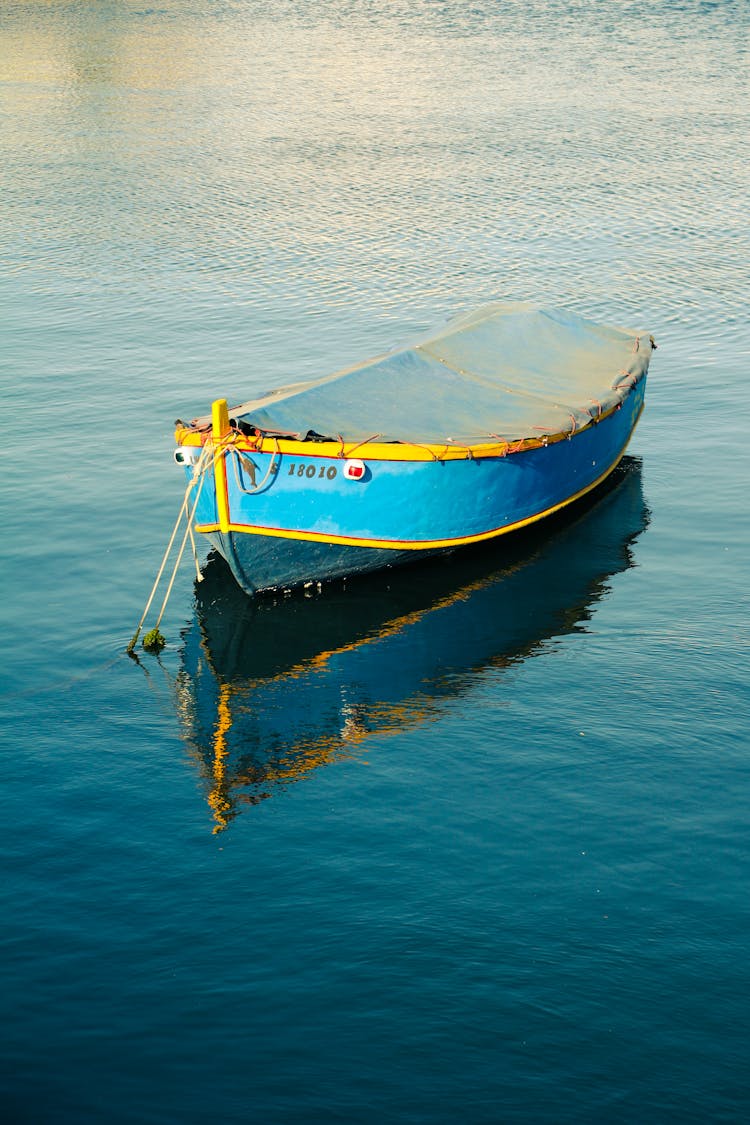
173, 302, 655, 595
174, 458, 649, 831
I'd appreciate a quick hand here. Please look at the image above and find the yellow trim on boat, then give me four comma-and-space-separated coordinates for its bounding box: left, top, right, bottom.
212, 399, 231, 534
175, 395, 634, 463
193, 415, 641, 552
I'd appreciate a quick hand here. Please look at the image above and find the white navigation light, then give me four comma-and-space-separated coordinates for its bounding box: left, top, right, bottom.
174, 446, 201, 466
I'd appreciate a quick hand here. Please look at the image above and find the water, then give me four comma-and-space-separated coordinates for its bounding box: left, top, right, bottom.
1, 2, 749, 1120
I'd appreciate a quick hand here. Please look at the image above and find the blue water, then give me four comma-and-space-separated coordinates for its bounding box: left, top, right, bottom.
1, 2, 749, 1121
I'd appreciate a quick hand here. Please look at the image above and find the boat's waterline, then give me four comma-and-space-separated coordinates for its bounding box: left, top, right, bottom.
184, 382, 645, 594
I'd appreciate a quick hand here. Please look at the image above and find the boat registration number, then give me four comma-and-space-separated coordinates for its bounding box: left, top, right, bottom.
286, 462, 338, 481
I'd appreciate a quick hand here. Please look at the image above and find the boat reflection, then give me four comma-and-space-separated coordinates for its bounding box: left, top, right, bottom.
175, 458, 649, 832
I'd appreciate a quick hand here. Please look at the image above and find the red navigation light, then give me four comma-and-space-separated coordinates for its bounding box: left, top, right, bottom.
343, 459, 366, 481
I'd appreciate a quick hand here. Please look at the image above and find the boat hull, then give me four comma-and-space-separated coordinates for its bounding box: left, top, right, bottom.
178, 459, 649, 830
191, 378, 646, 594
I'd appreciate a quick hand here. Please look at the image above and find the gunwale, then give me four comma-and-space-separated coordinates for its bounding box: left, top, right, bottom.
174, 390, 633, 466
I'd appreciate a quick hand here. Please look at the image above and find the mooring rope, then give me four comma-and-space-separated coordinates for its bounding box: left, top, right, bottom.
127, 442, 214, 653
147, 457, 212, 643
188, 521, 202, 582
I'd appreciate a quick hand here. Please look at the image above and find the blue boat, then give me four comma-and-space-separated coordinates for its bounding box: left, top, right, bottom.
175, 459, 649, 831
174, 303, 655, 594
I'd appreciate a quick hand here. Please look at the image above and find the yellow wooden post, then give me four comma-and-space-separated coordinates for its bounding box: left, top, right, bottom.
211, 398, 231, 533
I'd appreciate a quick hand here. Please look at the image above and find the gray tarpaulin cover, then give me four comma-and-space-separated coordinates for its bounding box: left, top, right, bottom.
229, 303, 654, 446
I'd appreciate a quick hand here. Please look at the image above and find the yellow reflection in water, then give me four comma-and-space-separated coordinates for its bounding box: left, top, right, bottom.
207, 683, 233, 835
181, 556, 535, 832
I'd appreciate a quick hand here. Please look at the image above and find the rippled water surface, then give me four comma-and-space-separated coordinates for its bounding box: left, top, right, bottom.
1, 2, 749, 1121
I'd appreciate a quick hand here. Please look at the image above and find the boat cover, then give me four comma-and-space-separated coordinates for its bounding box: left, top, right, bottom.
228, 302, 654, 447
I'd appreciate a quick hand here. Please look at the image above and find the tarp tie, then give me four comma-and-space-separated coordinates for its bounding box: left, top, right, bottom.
444, 439, 475, 460
407, 442, 440, 462
342, 433, 381, 458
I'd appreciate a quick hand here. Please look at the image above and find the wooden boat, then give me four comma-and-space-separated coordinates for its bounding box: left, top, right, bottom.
176, 459, 649, 830
174, 302, 654, 595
